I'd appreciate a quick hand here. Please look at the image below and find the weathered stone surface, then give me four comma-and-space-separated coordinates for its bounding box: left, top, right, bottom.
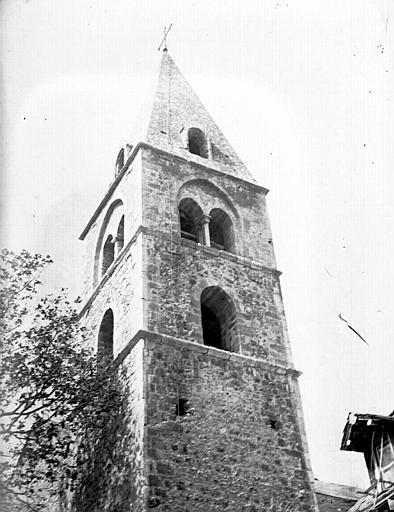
76, 51, 318, 511
144, 334, 314, 511
143, 227, 287, 364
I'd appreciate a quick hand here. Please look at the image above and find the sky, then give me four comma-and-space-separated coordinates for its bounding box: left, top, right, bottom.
1, 0, 394, 489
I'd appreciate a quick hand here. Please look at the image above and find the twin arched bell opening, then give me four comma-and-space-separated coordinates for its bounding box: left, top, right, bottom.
178, 198, 235, 254
94, 200, 125, 284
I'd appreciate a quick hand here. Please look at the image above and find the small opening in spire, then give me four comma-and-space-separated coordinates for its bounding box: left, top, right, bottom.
188, 128, 208, 158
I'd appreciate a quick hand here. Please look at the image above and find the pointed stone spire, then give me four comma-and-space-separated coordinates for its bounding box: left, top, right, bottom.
132, 52, 257, 183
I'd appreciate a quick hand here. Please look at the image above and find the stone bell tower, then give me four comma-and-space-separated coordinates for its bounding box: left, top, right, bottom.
78, 50, 318, 512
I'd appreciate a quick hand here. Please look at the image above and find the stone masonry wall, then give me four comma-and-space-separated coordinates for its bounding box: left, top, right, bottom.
144, 231, 291, 367
79, 144, 276, 304
80, 152, 143, 301
76, 46, 319, 511
141, 147, 276, 267
77, 138, 316, 510
80, 237, 143, 359
144, 334, 316, 512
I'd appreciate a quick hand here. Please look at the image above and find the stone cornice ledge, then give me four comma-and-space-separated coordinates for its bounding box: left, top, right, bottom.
151, 228, 282, 277
115, 329, 301, 378
144, 143, 269, 195
79, 141, 269, 240
79, 224, 283, 317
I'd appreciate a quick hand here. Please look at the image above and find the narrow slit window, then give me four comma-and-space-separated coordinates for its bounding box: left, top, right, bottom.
176, 398, 190, 417
102, 235, 115, 275
97, 309, 114, 365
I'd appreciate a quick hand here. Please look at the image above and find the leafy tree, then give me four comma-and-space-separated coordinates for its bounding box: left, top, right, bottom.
0, 249, 120, 511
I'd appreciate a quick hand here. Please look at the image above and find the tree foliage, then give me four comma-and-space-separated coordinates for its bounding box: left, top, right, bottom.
0, 249, 120, 511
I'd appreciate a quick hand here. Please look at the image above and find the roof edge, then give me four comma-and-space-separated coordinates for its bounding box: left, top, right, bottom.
341, 411, 394, 452
314, 480, 363, 501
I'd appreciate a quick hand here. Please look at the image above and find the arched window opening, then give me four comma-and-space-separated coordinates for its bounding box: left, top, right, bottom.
188, 128, 208, 158
178, 198, 203, 242
102, 235, 115, 275
209, 208, 235, 253
97, 309, 114, 363
115, 215, 124, 255
94, 200, 125, 287
115, 148, 125, 176
200, 287, 238, 352
201, 303, 222, 349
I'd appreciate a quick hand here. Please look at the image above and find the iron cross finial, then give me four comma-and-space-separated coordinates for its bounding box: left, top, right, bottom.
158, 24, 173, 52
